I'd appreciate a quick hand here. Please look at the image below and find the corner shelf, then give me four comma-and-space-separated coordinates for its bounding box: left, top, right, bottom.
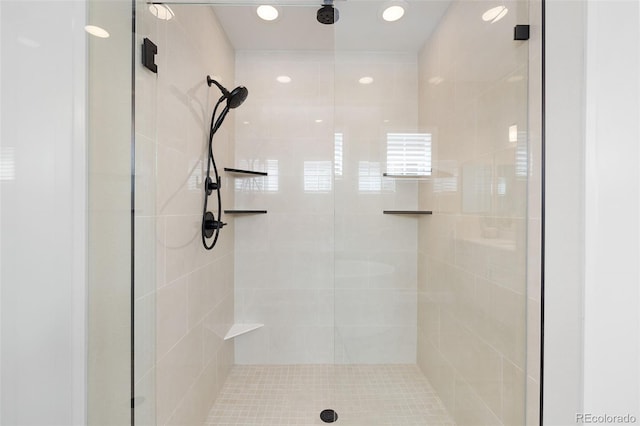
224, 323, 264, 340
224, 167, 268, 177
383, 210, 433, 215
224, 210, 267, 214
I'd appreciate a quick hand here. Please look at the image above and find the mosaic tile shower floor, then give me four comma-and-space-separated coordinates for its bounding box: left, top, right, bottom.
206, 364, 455, 426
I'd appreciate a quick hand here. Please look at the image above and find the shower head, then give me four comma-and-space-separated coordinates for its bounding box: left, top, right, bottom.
317, 2, 339, 24
207, 76, 249, 109
227, 86, 249, 109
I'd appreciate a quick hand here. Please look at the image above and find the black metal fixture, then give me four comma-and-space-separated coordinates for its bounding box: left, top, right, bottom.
201, 76, 248, 250
142, 38, 158, 73
320, 409, 338, 423
317, 0, 339, 25
514, 24, 530, 41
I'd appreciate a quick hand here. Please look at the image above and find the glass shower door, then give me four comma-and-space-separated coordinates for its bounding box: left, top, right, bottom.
332, 0, 531, 424
133, 3, 341, 425
133, 1, 159, 424
130, 1, 538, 424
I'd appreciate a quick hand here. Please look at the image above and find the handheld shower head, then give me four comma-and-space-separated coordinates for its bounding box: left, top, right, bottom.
207, 76, 248, 109
202, 75, 249, 251
227, 86, 248, 109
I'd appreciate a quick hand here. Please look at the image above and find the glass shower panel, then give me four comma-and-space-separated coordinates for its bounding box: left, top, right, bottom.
133, 2, 158, 424
333, 0, 530, 425
133, 3, 340, 424
132, 0, 535, 424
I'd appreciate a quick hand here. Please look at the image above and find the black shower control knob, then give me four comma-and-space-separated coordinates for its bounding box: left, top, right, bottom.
205, 219, 227, 230
205, 176, 219, 195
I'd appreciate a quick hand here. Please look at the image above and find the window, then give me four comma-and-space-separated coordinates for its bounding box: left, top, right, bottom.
385, 133, 432, 176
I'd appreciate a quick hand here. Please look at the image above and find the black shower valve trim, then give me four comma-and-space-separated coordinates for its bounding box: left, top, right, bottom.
205, 176, 220, 195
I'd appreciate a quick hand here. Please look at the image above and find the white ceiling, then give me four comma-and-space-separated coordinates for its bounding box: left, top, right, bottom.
204, 1, 452, 52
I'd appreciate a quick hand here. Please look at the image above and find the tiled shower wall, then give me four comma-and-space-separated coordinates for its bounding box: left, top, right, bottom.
233, 51, 420, 364
134, 5, 236, 425
416, 1, 532, 425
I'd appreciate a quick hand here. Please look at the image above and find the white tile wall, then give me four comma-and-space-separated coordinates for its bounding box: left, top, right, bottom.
233, 51, 420, 364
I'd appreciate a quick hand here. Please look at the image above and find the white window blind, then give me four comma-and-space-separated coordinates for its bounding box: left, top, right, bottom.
385, 133, 432, 176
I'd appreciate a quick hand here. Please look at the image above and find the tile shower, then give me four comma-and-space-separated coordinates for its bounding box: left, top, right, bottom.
234, 50, 420, 365
133, 1, 540, 425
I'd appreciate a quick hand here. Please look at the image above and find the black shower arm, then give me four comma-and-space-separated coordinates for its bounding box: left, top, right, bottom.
207, 75, 230, 97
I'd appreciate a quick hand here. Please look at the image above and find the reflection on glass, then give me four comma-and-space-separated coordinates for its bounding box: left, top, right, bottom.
482, 5, 508, 23
236, 159, 279, 192
0, 147, 15, 181
189, 159, 203, 191
462, 162, 491, 213
358, 161, 395, 192
385, 133, 432, 176
304, 161, 332, 192
495, 164, 517, 214
516, 134, 528, 177
17, 36, 40, 48
497, 176, 507, 196
334, 133, 343, 176
434, 160, 458, 193
509, 124, 518, 143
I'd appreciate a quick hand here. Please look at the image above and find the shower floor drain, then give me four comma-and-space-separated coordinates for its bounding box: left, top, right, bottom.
320, 409, 338, 423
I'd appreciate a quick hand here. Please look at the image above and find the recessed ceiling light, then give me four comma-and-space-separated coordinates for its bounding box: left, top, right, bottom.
243, 121, 250, 125
257, 5, 279, 21
315, 119, 323, 123
359, 76, 374, 85
482, 5, 508, 23
382, 4, 405, 22
276, 75, 291, 83
382, 5, 405, 22
149, 4, 175, 20
84, 25, 110, 38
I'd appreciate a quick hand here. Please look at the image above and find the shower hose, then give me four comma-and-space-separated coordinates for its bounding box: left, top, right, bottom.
201, 95, 229, 250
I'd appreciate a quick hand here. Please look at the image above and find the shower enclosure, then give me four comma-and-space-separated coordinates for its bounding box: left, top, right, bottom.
131, 0, 539, 424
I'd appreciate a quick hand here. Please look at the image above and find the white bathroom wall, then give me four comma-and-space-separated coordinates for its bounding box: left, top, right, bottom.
543, 0, 587, 423
134, 4, 236, 425
233, 50, 419, 364
582, 1, 639, 418
544, 0, 640, 423
0, 1, 88, 424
